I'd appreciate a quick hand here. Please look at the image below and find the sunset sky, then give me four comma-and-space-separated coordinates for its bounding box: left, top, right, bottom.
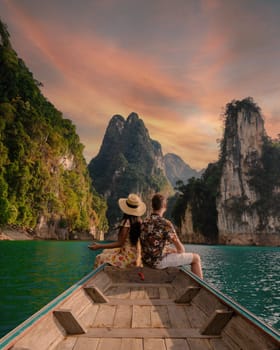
1, 0, 280, 170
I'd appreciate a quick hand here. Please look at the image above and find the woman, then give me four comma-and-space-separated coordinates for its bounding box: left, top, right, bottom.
88, 193, 146, 268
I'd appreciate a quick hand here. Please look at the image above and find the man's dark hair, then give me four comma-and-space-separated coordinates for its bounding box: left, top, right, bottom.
152, 193, 166, 211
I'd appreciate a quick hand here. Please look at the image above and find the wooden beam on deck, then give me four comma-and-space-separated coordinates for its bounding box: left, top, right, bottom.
175, 286, 200, 304
84, 327, 220, 339
53, 309, 86, 335
84, 286, 109, 303
200, 309, 233, 335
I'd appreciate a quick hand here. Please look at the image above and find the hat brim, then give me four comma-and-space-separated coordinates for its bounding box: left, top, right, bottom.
118, 198, 146, 216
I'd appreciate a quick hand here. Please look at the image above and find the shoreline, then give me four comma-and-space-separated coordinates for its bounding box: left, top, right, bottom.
0, 227, 34, 241
1, 226, 279, 246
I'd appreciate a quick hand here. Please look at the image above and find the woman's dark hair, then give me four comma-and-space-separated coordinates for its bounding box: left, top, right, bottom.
122, 214, 141, 246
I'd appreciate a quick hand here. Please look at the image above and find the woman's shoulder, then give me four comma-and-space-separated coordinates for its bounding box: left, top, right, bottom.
120, 218, 130, 228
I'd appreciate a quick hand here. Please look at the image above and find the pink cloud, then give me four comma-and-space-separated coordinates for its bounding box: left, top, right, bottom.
2, 0, 279, 170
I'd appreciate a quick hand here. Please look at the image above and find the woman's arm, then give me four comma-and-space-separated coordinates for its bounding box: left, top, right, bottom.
88, 226, 129, 250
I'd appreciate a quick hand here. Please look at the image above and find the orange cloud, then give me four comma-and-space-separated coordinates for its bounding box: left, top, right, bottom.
2, 0, 279, 170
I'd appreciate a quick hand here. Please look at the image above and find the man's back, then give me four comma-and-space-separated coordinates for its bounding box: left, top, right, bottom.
140, 213, 175, 267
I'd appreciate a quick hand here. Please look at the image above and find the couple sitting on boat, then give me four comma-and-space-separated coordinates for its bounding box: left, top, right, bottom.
88, 193, 203, 279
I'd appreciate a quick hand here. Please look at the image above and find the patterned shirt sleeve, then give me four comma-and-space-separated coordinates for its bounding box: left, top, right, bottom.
165, 220, 177, 243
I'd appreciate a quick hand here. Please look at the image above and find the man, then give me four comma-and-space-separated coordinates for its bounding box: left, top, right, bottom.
140, 193, 203, 278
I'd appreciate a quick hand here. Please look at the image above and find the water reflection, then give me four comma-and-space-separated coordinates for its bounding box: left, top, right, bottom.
188, 245, 280, 330
0, 240, 98, 337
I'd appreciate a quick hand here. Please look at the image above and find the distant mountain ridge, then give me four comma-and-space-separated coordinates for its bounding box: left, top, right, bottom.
163, 153, 201, 187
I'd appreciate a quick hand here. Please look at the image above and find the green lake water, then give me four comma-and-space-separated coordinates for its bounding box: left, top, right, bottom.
0, 241, 279, 338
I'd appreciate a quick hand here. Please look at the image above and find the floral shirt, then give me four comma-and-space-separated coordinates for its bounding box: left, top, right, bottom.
140, 214, 177, 267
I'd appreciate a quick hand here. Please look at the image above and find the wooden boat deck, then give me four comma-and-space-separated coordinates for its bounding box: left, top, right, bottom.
54, 273, 227, 349
2, 266, 280, 350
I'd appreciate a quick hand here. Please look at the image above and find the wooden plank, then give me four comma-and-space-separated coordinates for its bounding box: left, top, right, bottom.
79, 303, 99, 328
150, 305, 170, 328
113, 305, 133, 328
106, 286, 131, 299
120, 338, 143, 350
12, 314, 64, 350
222, 315, 280, 350
92, 305, 116, 328
104, 266, 177, 284
175, 286, 200, 304
167, 286, 177, 299
141, 289, 150, 299
84, 327, 220, 338
85, 271, 112, 292
84, 286, 109, 303
107, 298, 175, 305
209, 339, 231, 350
144, 338, 166, 350
200, 309, 233, 335
98, 338, 122, 350
132, 305, 151, 328
112, 283, 172, 288
192, 288, 226, 316
165, 339, 190, 350
53, 310, 86, 334
218, 331, 241, 350
185, 304, 208, 328
55, 337, 77, 350
187, 338, 212, 350
167, 304, 191, 328
171, 272, 194, 293
146, 287, 159, 299
60, 290, 92, 317
73, 338, 99, 350
130, 287, 146, 299
158, 287, 169, 299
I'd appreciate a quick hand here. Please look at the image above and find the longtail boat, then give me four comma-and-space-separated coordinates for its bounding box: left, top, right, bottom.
0, 265, 279, 350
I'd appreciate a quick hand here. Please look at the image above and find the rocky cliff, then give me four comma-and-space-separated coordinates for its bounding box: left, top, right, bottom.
88, 113, 172, 228
163, 153, 201, 188
217, 99, 280, 245
174, 98, 280, 246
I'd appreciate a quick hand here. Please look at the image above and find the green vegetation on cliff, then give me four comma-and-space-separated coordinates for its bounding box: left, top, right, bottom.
0, 20, 108, 234
89, 113, 171, 227
172, 97, 279, 241
249, 135, 280, 228
172, 163, 220, 241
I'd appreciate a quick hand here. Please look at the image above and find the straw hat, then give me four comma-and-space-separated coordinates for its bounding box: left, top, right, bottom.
118, 193, 146, 216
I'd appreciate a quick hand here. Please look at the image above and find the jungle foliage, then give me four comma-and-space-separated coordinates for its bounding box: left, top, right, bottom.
89, 114, 171, 227
0, 20, 108, 234
172, 162, 221, 241
249, 135, 280, 227
171, 97, 279, 240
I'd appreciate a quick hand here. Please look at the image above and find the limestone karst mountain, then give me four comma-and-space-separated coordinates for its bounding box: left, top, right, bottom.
174, 98, 280, 246
217, 99, 279, 245
88, 113, 172, 228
